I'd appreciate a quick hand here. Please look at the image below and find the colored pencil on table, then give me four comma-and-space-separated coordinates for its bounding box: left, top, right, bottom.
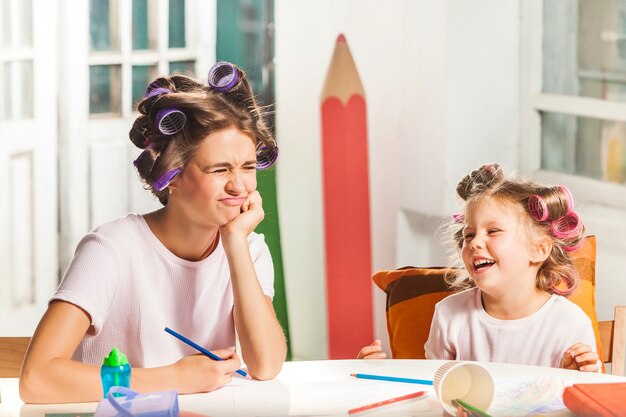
164, 327, 248, 377
321, 33, 373, 359
452, 399, 492, 417
348, 391, 426, 414
350, 373, 433, 385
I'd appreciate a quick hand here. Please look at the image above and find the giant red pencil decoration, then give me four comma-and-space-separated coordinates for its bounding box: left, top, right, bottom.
321, 34, 373, 359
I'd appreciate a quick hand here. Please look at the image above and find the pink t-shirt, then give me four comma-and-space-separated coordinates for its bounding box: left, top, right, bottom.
424, 287, 596, 367
51, 214, 274, 367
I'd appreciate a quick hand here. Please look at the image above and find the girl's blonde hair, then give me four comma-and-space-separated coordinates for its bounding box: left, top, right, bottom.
446, 163, 585, 296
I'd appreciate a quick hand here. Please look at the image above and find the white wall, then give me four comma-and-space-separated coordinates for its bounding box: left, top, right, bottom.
275, 0, 521, 359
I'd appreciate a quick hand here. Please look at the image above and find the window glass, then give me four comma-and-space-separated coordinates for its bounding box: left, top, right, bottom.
90, 0, 118, 51
132, 65, 157, 108
132, 0, 152, 50
542, 112, 626, 184
89, 65, 122, 115
168, 0, 186, 48
169, 60, 194, 76
543, 0, 626, 103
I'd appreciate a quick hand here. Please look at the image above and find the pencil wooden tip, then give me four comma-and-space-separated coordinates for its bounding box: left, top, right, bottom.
336, 33, 346, 43
350, 373, 356, 377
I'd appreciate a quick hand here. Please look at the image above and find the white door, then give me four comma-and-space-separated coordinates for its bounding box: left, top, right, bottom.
0, 0, 58, 335
58, 0, 215, 273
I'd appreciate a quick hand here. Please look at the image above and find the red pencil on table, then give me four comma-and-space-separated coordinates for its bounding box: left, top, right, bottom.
347, 391, 427, 414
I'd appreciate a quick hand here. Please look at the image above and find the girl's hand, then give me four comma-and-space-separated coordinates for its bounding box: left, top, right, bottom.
173, 347, 242, 393
561, 343, 599, 372
220, 191, 264, 239
356, 339, 387, 359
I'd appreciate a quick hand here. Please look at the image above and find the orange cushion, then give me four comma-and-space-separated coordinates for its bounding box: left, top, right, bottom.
372, 267, 455, 359
372, 236, 603, 368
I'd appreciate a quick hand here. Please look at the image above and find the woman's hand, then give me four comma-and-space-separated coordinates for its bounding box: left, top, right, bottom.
561, 343, 599, 372
220, 191, 264, 240
357, 339, 387, 359
173, 348, 242, 393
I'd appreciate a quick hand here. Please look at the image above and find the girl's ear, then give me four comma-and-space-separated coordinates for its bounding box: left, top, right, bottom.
530, 235, 552, 263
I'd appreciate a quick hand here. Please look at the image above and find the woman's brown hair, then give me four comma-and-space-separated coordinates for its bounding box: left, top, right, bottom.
129, 67, 275, 205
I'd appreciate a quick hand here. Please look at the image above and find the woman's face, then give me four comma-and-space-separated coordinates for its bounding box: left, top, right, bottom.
172, 126, 257, 228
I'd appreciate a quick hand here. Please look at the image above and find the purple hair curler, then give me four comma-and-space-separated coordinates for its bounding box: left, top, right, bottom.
255, 144, 279, 170
208, 61, 240, 92
146, 87, 172, 99
528, 195, 549, 221
152, 168, 181, 192
560, 185, 575, 212
451, 212, 465, 223
551, 211, 582, 239
156, 109, 186, 135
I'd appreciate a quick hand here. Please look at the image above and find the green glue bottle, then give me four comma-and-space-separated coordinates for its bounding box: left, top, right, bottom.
101, 347, 131, 398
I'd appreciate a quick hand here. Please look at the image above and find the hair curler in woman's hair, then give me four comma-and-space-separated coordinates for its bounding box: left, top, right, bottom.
255, 143, 279, 170
551, 211, 583, 239
156, 108, 187, 135
208, 61, 240, 92
152, 168, 181, 192
528, 194, 549, 222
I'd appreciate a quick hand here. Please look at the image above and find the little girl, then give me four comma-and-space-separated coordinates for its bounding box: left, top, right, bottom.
359, 164, 598, 372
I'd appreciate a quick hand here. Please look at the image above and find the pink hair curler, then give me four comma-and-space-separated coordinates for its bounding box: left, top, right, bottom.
560, 185, 575, 212
256, 144, 279, 170
548, 271, 577, 296
551, 212, 582, 239
563, 239, 585, 253
208, 61, 240, 92
528, 195, 549, 221
451, 212, 465, 223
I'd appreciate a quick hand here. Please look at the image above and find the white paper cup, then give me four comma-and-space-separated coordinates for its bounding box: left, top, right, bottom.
433, 361, 495, 415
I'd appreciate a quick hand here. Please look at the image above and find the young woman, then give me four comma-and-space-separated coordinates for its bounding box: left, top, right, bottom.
20, 62, 287, 403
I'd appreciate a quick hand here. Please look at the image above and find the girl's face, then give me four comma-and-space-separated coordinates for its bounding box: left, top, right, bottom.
172, 126, 257, 228
460, 197, 540, 297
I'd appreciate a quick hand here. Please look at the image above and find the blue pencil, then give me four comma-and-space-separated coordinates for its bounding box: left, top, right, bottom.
164, 326, 247, 377
350, 373, 433, 386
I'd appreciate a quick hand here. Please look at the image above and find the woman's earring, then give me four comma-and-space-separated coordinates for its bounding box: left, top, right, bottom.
168, 187, 172, 195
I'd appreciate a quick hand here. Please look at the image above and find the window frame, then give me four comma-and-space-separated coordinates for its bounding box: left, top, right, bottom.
87, 0, 199, 118
521, 0, 626, 210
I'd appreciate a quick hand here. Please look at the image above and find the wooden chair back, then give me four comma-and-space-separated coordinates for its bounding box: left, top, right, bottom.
0, 337, 31, 377
599, 306, 626, 375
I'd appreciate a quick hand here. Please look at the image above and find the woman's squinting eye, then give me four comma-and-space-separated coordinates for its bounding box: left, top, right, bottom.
463, 233, 475, 240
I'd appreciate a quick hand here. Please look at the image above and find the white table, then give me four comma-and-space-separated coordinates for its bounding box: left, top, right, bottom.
1, 360, 625, 417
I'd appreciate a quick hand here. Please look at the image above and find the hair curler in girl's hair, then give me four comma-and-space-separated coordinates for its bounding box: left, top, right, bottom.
528, 195, 549, 221
451, 212, 465, 223
560, 185, 575, 212
548, 271, 577, 296
551, 211, 583, 239
255, 143, 279, 170
563, 239, 585, 253
208, 61, 240, 92
156, 109, 187, 135
152, 168, 181, 192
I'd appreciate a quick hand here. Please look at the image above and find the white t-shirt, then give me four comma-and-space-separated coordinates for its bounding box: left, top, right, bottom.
424, 287, 596, 368
52, 214, 274, 368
